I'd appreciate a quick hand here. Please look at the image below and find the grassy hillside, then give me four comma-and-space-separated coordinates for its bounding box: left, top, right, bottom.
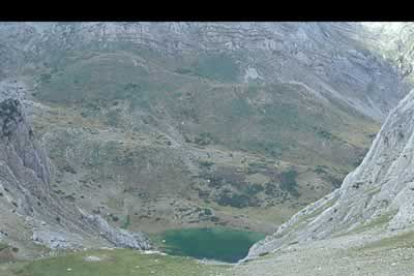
0, 249, 231, 276
28, 44, 379, 234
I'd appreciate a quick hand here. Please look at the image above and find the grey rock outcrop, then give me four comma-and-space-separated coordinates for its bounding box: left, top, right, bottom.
0, 98, 51, 216
360, 23, 414, 80
32, 230, 83, 250
82, 214, 150, 250
0, 98, 150, 251
247, 88, 414, 259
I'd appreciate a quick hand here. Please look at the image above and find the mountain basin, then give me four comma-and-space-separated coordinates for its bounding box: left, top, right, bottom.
153, 227, 266, 263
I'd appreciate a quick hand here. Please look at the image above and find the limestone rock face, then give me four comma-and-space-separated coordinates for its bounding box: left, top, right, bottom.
0, 98, 51, 216
82, 215, 150, 250
0, 22, 409, 121
0, 98, 149, 251
248, 88, 414, 259
361, 23, 414, 80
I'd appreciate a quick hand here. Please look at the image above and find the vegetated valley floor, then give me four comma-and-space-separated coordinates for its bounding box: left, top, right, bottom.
28, 50, 380, 236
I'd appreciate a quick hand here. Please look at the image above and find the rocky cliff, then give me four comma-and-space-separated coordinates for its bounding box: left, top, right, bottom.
360, 23, 414, 80
247, 87, 414, 259
0, 98, 150, 254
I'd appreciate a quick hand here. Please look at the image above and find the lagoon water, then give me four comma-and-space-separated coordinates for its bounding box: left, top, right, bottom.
156, 227, 265, 263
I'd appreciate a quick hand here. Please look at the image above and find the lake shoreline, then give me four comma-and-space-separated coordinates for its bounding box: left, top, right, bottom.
150, 227, 265, 263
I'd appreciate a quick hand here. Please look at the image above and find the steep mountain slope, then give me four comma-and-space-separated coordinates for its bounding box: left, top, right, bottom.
0, 98, 149, 258
1, 22, 408, 120
360, 22, 414, 80
246, 88, 414, 261
0, 22, 410, 235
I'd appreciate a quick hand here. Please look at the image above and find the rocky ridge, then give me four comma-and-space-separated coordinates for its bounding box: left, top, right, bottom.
0, 22, 409, 121
247, 87, 414, 259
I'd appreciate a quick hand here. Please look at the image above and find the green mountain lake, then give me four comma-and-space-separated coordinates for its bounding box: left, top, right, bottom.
153, 227, 266, 263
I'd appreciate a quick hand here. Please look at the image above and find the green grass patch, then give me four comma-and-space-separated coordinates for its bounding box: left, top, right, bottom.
121, 215, 131, 229
359, 229, 414, 252
0, 243, 8, 251
279, 169, 300, 198
191, 54, 240, 82
6, 248, 230, 276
